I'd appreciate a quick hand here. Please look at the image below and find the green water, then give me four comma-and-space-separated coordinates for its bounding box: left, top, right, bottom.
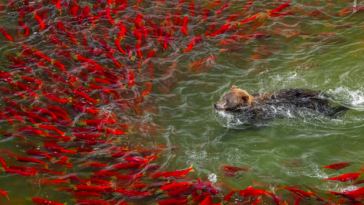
150, 2, 364, 194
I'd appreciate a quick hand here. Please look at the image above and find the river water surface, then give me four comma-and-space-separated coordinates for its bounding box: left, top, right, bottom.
152, 0, 364, 200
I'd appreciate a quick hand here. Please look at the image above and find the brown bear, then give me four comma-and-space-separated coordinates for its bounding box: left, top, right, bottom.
214, 85, 348, 121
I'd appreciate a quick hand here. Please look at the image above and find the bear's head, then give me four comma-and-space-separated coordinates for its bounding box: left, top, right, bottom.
214, 85, 254, 111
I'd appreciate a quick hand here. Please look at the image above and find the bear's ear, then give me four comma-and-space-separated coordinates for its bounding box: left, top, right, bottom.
231, 85, 237, 91
242, 95, 248, 102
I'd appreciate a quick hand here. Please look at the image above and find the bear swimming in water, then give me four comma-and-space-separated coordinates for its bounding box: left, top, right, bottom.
214, 85, 348, 121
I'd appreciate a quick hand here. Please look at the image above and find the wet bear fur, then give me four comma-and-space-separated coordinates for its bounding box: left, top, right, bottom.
214, 85, 348, 121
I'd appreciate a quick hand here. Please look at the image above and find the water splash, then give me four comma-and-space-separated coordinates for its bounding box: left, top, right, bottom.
328, 86, 364, 108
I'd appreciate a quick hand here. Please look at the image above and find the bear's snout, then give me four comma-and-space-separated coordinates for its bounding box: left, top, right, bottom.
214, 103, 218, 109
214, 100, 226, 110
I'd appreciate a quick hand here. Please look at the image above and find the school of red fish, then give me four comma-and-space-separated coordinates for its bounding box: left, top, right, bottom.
0, 0, 362, 204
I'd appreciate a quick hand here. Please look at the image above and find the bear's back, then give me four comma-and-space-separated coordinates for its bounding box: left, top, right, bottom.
245, 89, 334, 120
252, 89, 328, 106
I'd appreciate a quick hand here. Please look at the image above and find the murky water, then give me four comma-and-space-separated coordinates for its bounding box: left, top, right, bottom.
0, 0, 364, 204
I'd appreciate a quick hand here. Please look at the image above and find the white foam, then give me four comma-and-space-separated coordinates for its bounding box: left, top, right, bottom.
284, 164, 328, 179
328, 86, 364, 107
214, 110, 247, 128
341, 185, 359, 192
208, 173, 217, 184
